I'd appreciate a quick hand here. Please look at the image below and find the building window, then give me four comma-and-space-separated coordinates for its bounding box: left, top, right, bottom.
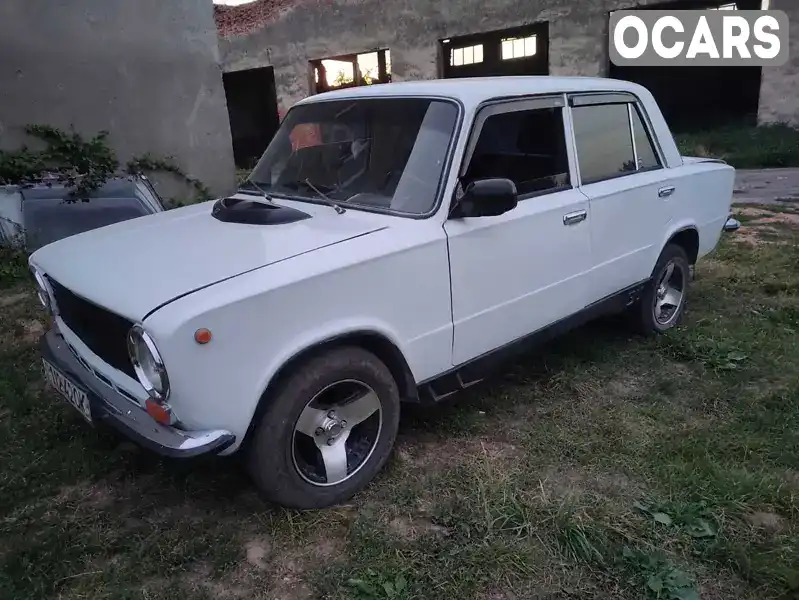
450, 44, 484, 66
501, 35, 537, 60
310, 49, 391, 93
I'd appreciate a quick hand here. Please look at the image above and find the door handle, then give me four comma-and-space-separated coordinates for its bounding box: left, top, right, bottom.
658, 186, 676, 198
563, 210, 587, 225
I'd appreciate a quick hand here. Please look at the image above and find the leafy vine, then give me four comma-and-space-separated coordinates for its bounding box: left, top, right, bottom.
125, 154, 212, 203
0, 125, 211, 203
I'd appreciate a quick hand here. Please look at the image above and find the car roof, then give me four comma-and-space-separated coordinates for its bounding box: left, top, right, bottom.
295, 76, 651, 109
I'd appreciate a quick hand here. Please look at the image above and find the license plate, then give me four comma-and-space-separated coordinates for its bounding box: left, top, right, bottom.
42, 359, 92, 424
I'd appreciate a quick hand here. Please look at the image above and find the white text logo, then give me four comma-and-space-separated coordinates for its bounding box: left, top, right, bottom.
609, 10, 789, 66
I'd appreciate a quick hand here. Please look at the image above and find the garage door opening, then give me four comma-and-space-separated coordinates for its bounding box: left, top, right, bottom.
310, 49, 392, 94
441, 23, 549, 79
222, 66, 280, 169
608, 0, 763, 133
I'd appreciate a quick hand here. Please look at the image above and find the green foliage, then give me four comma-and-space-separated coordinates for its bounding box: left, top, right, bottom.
236, 168, 250, 186
334, 72, 349, 86
624, 548, 701, 600
347, 570, 408, 599
0, 147, 46, 185
0, 126, 118, 201
0, 125, 210, 204
675, 122, 799, 168
634, 501, 718, 539
126, 153, 212, 203
0, 243, 28, 289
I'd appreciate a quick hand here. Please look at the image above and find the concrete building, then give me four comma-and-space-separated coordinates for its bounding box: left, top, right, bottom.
0, 0, 236, 197
757, 0, 799, 127
216, 0, 798, 168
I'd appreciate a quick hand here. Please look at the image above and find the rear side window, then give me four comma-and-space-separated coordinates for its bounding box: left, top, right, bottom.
571, 100, 663, 185
463, 106, 571, 198
571, 103, 636, 184
631, 105, 661, 171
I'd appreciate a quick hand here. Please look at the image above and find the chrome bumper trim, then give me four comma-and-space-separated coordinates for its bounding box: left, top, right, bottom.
724, 216, 741, 232
40, 328, 235, 458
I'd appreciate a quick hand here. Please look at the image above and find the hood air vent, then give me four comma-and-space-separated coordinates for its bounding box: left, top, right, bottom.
212, 196, 311, 225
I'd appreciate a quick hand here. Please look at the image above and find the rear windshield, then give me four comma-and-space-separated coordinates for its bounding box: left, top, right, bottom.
23, 197, 150, 252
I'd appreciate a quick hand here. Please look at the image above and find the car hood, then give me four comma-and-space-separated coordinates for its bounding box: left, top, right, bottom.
29, 196, 386, 321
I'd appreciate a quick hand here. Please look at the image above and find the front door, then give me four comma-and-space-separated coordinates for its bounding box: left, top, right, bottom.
444, 96, 593, 366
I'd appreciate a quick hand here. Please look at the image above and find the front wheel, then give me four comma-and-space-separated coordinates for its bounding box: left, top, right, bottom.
630, 244, 690, 334
247, 346, 400, 509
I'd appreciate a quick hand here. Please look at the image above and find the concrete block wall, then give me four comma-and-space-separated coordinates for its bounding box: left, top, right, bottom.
0, 0, 236, 198
758, 0, 799, 126
220, 0, 797, 127
218, 0, 628, 113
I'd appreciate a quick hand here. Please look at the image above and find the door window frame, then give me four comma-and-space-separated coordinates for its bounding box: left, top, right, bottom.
566, 91, 667, 188
455, 94, 580, 204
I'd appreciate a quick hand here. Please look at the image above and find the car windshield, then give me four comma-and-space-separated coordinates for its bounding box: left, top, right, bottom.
246, 97, 459, 215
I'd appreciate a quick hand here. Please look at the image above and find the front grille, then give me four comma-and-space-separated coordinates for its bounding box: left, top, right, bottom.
46, 277, 136, 379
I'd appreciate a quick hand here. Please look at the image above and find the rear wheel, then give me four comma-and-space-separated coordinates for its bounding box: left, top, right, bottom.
630, 244, 690, 334
247, 346, 400, 509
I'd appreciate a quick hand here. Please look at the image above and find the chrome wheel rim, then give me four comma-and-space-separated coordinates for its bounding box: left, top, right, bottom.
653, 260, 686, 326
291, 379, 383, 487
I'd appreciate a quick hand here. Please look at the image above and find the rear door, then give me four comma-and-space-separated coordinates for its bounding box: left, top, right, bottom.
444, 95, 593, 365
568, 92, 677, 302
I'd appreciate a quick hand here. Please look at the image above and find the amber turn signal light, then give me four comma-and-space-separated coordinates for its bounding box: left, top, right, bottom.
194, 328, 212, 344
145, 398, 172, 425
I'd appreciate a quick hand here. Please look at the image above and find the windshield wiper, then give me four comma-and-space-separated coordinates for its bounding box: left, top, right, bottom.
238, 179, 272, 198
303, 178, 346, 214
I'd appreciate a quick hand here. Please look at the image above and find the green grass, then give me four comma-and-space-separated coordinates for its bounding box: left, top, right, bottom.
0, 206, 798, 599
0, 245, 28, 290
675, 122, 799, 169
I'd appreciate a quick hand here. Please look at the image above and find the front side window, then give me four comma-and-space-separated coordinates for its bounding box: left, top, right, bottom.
462, 105, 571, 197
248, 98, 459, 215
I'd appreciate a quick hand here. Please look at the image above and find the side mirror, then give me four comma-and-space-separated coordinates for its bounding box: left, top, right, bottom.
450, 178, 518, 218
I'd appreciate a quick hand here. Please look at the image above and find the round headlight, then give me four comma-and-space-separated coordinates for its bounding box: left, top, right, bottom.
127, 325, 170, 402
32, 270, 51, 312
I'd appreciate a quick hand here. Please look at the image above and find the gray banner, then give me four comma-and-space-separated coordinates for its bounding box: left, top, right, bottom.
609, 10, 789, 67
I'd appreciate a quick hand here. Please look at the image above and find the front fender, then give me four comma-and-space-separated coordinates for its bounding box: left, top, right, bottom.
246, 317, 410, 419
142, 219, 453, 454
142, 268, 449, 453
148, 303, 410, 454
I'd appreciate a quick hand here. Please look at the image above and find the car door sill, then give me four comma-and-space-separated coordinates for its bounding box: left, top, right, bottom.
418, 279, 651, 403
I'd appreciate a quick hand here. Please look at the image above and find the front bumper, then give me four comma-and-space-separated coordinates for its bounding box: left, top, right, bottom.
724, 216, 741, 232
40, 328, 235, 458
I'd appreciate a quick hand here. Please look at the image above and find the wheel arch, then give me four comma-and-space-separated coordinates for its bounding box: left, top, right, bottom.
239, 330, 418, 450
663, 224, 700, 265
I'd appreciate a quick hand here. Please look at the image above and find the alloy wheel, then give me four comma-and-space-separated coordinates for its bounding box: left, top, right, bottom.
653, 259, 686, 326
291, 379, 383, 486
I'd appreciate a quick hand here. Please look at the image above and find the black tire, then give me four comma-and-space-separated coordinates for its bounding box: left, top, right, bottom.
247, 346, 400, 509
630, 243, 690, 335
